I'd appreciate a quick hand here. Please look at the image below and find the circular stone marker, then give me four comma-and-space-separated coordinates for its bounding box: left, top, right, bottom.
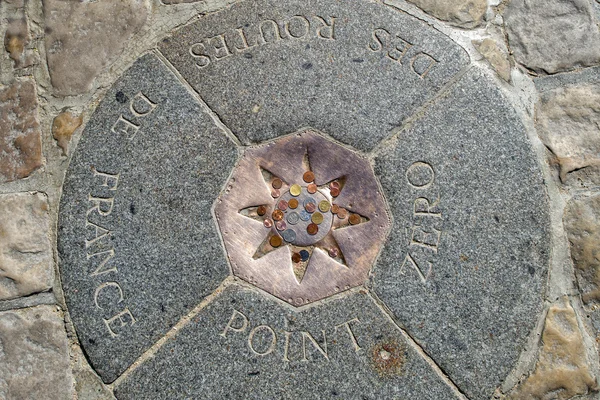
57, 0, 550, 398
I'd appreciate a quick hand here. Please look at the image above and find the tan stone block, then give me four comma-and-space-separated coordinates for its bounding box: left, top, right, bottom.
536, 84, 600, 185
473, 38, 511, 82
0, 192, 53, 301
564, 194, 600, 304
508, 298, 597, 399
43, 0, 148, 96
0, 80, 43, 183
0, 306, 74, 400
407, 0, 487, 28
52, 111, 83, 155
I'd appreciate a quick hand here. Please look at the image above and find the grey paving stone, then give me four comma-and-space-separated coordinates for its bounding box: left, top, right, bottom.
372, 68, 550, 399
158, 0, 469, 152
58, 54, 238, 383
0, 305, 73, 400
114, 285, 462, 399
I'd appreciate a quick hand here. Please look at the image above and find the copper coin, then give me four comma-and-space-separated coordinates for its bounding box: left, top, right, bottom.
329, 181, 341, 190
307, 223, 319, 235
328, 248, 339, 258
270, 235, 282, 247
307, 183, 317, 194
257, 205, 267, 216
272, 210, 284, 221
303, 171, 315, 183
330, 187, 340, 197
311, 212, 324, 225
292, 253, 302, 263
276, 220, 287, 231
271, 189, 280, 198
305, 202, 316, 213
331, 204, 340, 214
277, 200, 288, 211
290, 184, 302, 197
272, 178, 283, 189
288, 198, 299, 209
337, 208, 347, 219
263, 219, 273, 228
349, 213, 361, 225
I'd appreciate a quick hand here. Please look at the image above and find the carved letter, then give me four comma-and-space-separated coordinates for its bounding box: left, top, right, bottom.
369, 28, 390, 52
335, 318, 362, 352
190, 42, 211, 68
248, 325, 277, 356
400, 252, 432, 283
411, 52, 438, 78
85, 220, 111, 248
259, 20, 282, 44
283, 330, 293, 362
129, 92, 157, 117
87, 195, 115, 217
410, 225, 442, 253
87, 249, 117, 276
301, 330, 329, 361
406, 161, 435, 189
285, 15, 310, 39
92, 168, 119, 191
208, 33, 232, 60
104, 308, 136, 338
414, 196, 442, 218
111, 115, 140, 140
387, 35, 413, 63
94, 282, 124, 310
314, 16, 336, 40
232, 27, 258, 52
220, 309, 249, 338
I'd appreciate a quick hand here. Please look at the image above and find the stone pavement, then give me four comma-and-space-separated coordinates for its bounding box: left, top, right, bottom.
1, 0, 600, 399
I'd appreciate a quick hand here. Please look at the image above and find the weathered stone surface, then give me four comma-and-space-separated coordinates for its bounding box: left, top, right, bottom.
564, 194, 600, 304
159, 0, 469, 152
504, 0, 600, 74
43, 0, 148, 96
0, 305, 73, 400
4, 16, 34, 69
58, 54, 238, 382
114, 285, 462, 399
0, 80, 43, 183
536, 84, 600, 185
372, 69, 550, 400
53, 111, 83, 155
407, 0, 487, 28
0, 192, 53, 301
75, 370, 115, 400
507, 298, 597, 399
473, 38, 511, 82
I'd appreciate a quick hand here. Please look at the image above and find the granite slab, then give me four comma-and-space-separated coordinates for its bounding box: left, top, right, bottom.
58, 53, 238, 382
114, 285, 462, 399
372, 68, 550, 399
158, 0, 470, 152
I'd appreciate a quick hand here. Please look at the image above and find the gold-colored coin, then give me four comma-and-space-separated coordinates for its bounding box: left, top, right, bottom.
311, 212, 324, 225
272, 178, 283, 189
290, 184, 302, 196
307, 223, 319, 235
288, 198, 299, 209
307, 183, 317, 194
318, 200, 331, 213
272, 210, 284, 221
303, 171, 315, 183
349, 213, 361, 225
270, 235, 282, 247
257, 205, 267, 216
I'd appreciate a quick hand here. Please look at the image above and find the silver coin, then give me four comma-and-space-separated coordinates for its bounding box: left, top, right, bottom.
282, 229, 296, 243
287, 212, 300, 225
299, 210, 311, 221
